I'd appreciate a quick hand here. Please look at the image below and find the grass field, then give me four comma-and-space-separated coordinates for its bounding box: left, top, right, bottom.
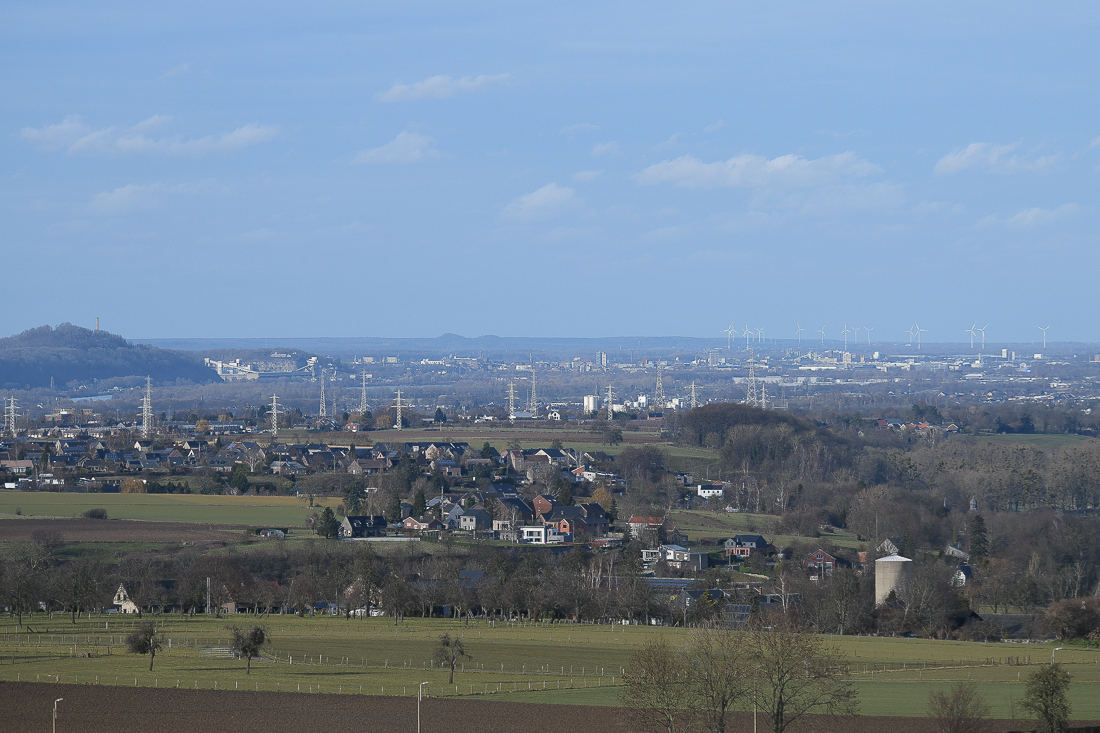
2, 615, 1098, 719
668, 509, 865, 551
973, 434, 1099, 449
0, 492, 341, 527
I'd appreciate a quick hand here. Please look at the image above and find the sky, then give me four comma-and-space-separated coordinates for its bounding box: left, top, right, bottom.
3, 1, 1098, 344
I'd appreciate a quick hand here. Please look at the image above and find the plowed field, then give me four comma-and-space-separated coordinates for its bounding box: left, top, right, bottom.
4, 682, 1095, 733
0, 518, 242, 543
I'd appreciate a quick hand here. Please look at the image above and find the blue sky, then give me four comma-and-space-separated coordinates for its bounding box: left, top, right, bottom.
3, 1, 1098, 344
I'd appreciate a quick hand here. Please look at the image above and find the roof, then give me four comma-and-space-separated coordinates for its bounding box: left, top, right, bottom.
876, 554, 913, 563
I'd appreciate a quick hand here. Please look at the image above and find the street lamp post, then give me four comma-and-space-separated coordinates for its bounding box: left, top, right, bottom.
754, 665, 762, 733
53, 698, 64, 733
1051, 647, 1064, 666
418, 681, 430, 733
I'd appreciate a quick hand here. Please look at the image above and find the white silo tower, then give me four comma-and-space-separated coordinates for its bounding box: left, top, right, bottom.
875, 554, 913, 606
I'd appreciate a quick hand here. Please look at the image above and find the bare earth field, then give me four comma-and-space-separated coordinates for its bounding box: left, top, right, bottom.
7, 682, 1095, 733
0, 518, 243, 543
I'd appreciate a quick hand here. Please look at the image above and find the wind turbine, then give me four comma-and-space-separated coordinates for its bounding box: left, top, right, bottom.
723, 323, 737, 350
905, 326, 916, 346
817, 325, 826, 345
743, 324, 752, 348
795, 324, 805, 345
755, 327, 764, 345
965, 323, 977, 349
977, 323, 989, 349
1037, 325, 1052, 350
853, 325, 863, 345
865, 326, 875, 345
840, 322, 853, 350
913, 323, 927, 350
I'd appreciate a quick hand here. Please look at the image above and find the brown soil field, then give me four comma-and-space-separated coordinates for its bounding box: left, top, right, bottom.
0, 518, 242, 543
4, 683, 1096, 733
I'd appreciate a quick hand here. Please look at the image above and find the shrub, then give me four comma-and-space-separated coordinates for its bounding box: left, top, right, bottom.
82, 508, 108, 520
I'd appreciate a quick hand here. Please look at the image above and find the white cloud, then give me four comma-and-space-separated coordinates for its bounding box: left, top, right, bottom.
161, 63, 190, 79
592, 141, 621, 157
1091, 136, 1100, 148
703, 120, 725, 132
978, 203, 1079, 229
573, 170, 603, 182
638, 151, 880, 189
655, 133, 680, 150
20, 115, 277, 156
353, 132, 440, 164
87, 183, 160, 215
934, 142, 1058, 175
502, 183, 577, 222
377, 74, 509, 102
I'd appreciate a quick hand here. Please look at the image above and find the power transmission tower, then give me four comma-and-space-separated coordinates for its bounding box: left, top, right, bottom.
689, 381, 698, 411
359, 370, 369, 414
507, 381, 517, 422
744, 349, 760, 408
141, 377, 153, 439
654, 362, 665, 408
605, 384, 614, 420
528, 372, 538, 417
318, 371, 327, 418
5, 396, 18, 437
394, 389, 403, 431
269, 394, 280, 437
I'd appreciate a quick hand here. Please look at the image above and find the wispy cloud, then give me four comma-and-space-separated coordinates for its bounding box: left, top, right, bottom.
1091, 135, 1100, 148
88, 183, 161, 215
377, 74, 509, 102
502, 183, 577, 221
161, 63, 190, 79
21, 115, 278, 156
977, 203, 1079, 229
638, 151, 879, 189
353, 131, 440, 164
655, 133, 680, 150
703, 120, 725, 133
573, 170, 603, 182
934, 142, 1058, 175
562, 122, 600, 136
592, 141, 621, 157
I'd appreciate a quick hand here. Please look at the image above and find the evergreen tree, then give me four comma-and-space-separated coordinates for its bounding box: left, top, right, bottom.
385, 489, 402, 523
412, 486, 427, 517
317, 506, 340, 538
969, 513, 989, 560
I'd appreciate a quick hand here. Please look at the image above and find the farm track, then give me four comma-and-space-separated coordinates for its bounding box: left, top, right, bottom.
8, 681, 1095, 733
0, 518, 243, 543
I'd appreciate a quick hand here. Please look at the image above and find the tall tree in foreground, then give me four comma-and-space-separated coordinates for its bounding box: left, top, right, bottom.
747, 620, 859, 733
432, 633, 470, 684
688, 624, 749, 733
621, 636, 694, 733
1021, 664, 1072, 733
125, 621, 163, 671
926, 682, 991, 733
229, 625, 268, 674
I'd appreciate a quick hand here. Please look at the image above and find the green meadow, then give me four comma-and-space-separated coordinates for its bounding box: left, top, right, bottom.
2, 615, 1097, 719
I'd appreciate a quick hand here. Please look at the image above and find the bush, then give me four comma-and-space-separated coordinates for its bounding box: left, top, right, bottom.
82, 508, 108, 520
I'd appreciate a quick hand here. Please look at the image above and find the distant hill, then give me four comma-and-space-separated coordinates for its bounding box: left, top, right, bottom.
0, 323, 219, 389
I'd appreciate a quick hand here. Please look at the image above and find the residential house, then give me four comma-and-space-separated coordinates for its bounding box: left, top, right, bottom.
660, 544, 709, 571
532, 494, 561, 518
803, 548, 846, 579
724, 534, 770, 559
400, 515, 444, 532
696, 484, 725, 500
520, 525, 564, 544
111, 583, 141, 614
459, 509, 491, 531
340, 515, 388, 538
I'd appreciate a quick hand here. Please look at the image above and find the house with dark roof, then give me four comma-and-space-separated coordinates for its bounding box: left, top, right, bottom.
340, 515, 387, 538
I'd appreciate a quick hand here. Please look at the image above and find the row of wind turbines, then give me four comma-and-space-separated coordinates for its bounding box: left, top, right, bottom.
723, 322, 1055, 350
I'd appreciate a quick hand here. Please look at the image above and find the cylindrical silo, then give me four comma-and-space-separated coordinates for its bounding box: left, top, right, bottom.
875, 555, 912, 606
583, 395, 600, 414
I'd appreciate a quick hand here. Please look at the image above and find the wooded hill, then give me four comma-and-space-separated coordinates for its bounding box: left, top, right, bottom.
0, 323, 218, 389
